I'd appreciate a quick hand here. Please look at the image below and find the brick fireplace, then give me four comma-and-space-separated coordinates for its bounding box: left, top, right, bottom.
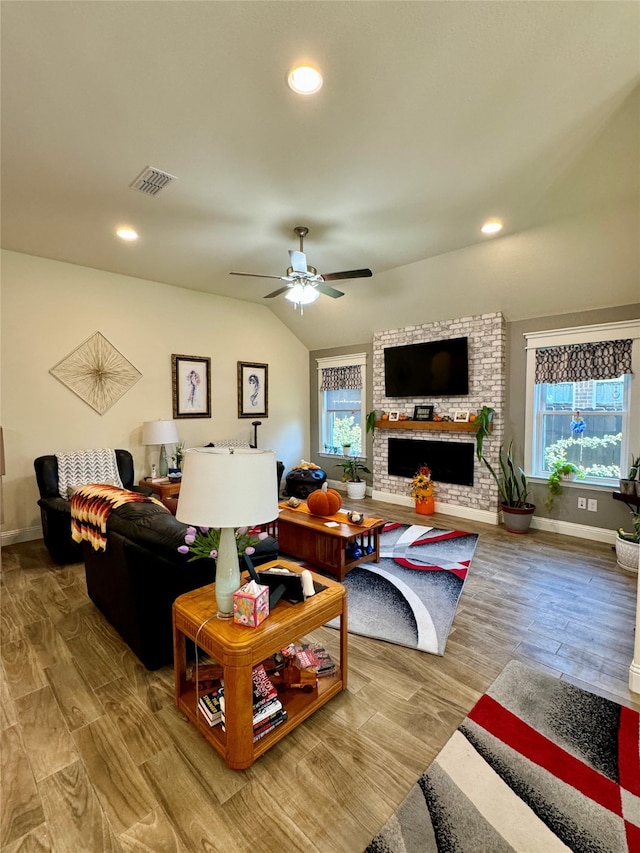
371, 312, 506, 518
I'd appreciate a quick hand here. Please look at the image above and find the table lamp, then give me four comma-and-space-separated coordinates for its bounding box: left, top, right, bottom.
176, 447, 279, 618
142, 419, 179, 477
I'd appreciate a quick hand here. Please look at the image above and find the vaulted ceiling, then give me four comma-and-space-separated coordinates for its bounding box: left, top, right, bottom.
2, 1, 638, 349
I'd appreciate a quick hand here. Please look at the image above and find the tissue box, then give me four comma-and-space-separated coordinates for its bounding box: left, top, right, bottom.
233, 582, 269, 627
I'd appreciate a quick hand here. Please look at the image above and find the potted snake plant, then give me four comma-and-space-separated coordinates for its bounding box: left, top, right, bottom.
482, 441, 535, 533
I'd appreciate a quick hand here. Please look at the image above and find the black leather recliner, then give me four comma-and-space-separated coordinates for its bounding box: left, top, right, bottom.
34, 449, 148, 564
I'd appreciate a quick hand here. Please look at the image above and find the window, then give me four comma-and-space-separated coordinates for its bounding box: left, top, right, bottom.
317, 353, 367, 457
525, 321, 639, 486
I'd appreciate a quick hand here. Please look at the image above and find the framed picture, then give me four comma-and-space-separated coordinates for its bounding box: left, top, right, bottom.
413, 405, 434, 422
238, 361, 268, 418
454, 410, 470, 423
172, 354, 211, 419
388, 411, 400, 422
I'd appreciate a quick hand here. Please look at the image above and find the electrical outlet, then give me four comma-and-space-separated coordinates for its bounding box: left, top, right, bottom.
578, 497, 587, 509
587, 498, 598, 512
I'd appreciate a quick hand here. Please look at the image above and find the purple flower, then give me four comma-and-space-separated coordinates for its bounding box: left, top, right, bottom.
244, 546, 256, 556
209, 549, 218, 559
236, 526, 248, 536
186, 526, 197, 537
258, 531, 269, 540
184, 534, 196, 544
199, 526, 209, 534
177, 545, 189, 555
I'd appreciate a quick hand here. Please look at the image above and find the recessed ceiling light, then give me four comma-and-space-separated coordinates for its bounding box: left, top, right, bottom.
481, 220, 503, 235
287, 65, 323, 95
116, 227, 138, 241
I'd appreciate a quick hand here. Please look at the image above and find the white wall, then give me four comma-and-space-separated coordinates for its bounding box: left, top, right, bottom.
1, 250, 310, 543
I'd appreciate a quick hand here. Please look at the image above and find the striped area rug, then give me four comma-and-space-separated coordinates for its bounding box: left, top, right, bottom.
366, 660, 640, 853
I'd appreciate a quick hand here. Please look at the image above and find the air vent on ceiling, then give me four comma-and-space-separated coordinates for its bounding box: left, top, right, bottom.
129, 166, 177, 196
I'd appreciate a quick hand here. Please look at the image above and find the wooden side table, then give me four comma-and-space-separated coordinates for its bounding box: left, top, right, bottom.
173, 559, 347, 769
139, 478, 181, 499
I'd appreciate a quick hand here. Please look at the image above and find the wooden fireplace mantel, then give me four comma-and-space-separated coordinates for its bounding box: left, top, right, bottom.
374, 419, 487, 434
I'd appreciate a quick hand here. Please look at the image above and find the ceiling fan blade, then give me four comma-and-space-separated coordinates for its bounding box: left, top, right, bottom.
316, 283, 344, 299
264, 285, 294, 299
230, 272, 289, 281
289, 250, 307, 274
321, 268, 373, 282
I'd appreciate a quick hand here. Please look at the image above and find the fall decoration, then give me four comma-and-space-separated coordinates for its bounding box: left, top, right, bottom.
307, 482, 342, 517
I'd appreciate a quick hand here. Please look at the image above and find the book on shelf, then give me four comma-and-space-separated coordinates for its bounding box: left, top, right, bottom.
282, 642, 337, 677
219, 694, 283, 728
252, 698, 284, 728
253, 709, 288, 742
251, 662, 278, 710
198, 691, 222, 726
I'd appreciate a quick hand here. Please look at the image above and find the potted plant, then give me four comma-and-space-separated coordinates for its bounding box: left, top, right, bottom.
335, 456, 371, 499
366, 410, 377, 437
545, 460, 585, 510
615, 509, 640, 573
481, 441, 535, 533
619, 455, 640, 496
341, 443, 351, 457
474, 405, 495, 461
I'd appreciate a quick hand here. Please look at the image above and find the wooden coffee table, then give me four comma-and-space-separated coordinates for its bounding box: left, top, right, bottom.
275, 503, 386, 581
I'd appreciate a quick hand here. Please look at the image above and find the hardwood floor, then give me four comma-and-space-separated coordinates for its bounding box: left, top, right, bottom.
2, 499, 639, 853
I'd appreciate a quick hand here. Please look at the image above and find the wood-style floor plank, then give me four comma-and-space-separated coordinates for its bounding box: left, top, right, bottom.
1, 501, 639, 852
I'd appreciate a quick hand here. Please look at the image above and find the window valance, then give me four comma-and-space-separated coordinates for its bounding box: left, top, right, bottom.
534, 339, 633, 385
320, 364, 363, 391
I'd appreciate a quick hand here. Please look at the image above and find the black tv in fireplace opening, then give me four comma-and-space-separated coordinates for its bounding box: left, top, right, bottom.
388, 438, 475, 487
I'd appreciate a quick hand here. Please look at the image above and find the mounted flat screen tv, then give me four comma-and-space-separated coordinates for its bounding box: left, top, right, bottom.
384, 337, 469, 397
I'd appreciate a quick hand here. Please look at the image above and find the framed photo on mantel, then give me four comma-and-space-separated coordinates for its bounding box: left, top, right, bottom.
413, 405, 434, 422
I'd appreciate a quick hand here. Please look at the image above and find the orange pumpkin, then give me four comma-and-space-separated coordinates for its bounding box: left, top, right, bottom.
307, 483, 342, 517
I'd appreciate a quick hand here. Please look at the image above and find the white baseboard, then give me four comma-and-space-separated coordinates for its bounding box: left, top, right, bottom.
364, 488, 619, 544
1, 526, 42, 547
629, 660, 640, 695
371, 490, 500, 526
529, 515, 617, 545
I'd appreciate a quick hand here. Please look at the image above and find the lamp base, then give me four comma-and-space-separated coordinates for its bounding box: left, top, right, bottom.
215, 527, 241, 619
159, 445, 168, 477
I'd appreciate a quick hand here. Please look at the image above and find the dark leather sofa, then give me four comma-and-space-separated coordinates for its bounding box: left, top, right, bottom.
34, 449, 148, 564
82, 498, 279, 670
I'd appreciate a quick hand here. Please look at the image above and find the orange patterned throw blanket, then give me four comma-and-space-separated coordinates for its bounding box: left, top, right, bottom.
70, 484, 167, 551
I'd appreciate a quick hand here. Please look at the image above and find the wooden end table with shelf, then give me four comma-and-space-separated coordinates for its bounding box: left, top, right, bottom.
139, 478, 181, 499
172, 559, 347, 770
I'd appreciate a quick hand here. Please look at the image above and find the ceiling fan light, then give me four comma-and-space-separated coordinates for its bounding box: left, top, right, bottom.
287, 65, 323, 95
285, 283, 320, 305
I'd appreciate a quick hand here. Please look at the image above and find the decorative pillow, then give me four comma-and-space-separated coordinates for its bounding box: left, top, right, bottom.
208, 439, 252, 449
55, 448, 124, 499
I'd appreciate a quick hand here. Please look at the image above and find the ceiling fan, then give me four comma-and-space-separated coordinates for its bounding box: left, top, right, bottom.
229, 226, 372, 310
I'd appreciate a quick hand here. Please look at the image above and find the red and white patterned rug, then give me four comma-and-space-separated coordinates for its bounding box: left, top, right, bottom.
366, 659, 640, 852
325, 521, 478, 656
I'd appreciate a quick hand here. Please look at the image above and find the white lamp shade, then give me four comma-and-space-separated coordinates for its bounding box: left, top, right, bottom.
176, 448, 279, 528
142, 419, 179, 446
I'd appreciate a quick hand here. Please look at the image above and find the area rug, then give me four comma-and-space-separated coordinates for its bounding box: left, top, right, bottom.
366, 659, 640, 853
325, 522, 478, 656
